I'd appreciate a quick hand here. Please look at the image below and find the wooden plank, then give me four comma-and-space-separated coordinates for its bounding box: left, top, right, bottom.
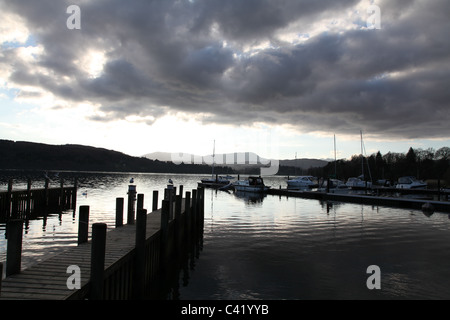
0, 196, 194, 300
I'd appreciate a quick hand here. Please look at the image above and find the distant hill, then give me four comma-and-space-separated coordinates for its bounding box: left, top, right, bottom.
0, 140, 232, 174
279, 158, 329, 169
143, 151, 329, 170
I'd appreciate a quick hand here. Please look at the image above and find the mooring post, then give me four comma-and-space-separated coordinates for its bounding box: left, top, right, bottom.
191, 189, 197, 236
137, 193, 144, 212
175, 195, 182, 220
6, 219, 23, 276
184, 191, 191, 237
59, 179, 64, 211
169, 187, 174, 220
175, 195, 182, 249
198, 188, 205, 230
115, 198, 124, 228
44, 177, 49, 203
72, 178, 78, 211
152, 190, 158, 211
77, 205, 90, 245
134, 208, 147, 299
90, 223, 107, 300
0, 262, 3, 296
6, 179, 12, 219
26, 179, 31, 217
160, 200, 170, 267
127, 185, 137, 224
179, 185, 183, 197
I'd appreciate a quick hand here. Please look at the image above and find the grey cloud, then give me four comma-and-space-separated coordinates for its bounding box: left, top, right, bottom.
1, 0, 450, 139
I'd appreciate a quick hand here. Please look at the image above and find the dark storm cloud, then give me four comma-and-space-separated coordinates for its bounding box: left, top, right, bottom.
2, 0, 450, 139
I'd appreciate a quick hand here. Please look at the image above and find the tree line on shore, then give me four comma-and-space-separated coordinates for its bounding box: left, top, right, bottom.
306, 147, 450, 186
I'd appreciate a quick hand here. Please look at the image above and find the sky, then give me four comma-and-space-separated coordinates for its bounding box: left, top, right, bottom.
1, 0, 449, 162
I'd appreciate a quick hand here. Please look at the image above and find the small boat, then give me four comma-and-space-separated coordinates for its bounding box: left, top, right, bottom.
396, 176, 427, 189
318, 179, 349, 193
232, 176, 270, 193
198, 139, 233, 189
287, 176, 318, 189
346, 176, 372, 189
199, 175, 232, 188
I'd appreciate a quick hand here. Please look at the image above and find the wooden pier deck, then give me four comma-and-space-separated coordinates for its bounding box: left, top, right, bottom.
0, 187, 204, 300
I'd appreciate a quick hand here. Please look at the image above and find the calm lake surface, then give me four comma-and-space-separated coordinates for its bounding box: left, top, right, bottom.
2, 171, 450, 299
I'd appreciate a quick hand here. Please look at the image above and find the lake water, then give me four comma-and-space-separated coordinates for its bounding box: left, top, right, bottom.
2, 171, 450, 299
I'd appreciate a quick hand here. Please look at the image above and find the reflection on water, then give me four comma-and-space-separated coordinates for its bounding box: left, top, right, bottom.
2, 171, 450, 299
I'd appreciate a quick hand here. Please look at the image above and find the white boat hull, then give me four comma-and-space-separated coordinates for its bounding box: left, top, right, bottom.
233, 185, 270, 193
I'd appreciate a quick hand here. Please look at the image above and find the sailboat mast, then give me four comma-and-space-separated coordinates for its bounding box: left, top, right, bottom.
334, 134, 337, 178
360, 130, 364, 179
212, 139, 215, 178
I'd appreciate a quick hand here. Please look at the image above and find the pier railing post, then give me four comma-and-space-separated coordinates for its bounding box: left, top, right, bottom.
0, 262, 3, 296
198, 188, 205, 231
59, 179, 64, 211
6, 179, 12, 220
152, 190, 158, 211
127, 185, 137, 224
160, 200, 170, 267
90, 223, 107, 300
175, 195, 182, 250
44, 178, 49, 216
191, 189, 197, 236
134, 208, 147, 299
78, 205, 90, 245
26, 179, 31, 218
6, 219, 23, 276
137, 194, 144, 212
115, 198, 124, 228
184, 191, 191, 240
72, 178, 78, 211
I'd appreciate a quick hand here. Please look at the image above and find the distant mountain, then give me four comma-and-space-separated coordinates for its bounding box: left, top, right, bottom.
279, 158, 329, 169
0, 140, 233, 174
0, 140, 328, 175
143, 151, 329, 170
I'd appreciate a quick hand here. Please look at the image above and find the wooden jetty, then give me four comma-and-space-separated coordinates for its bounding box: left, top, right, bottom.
0, 186, 204, 300
0, 179, 77, 223
268, 188, 450, 213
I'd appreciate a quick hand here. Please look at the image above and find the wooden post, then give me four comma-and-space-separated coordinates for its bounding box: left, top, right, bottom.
44, 177, 49, 209
169, 188, 174, 220
184, 191, 191, 241
6, 219, 23, 276
160, 200, 170, 266
115, 198, 124, 228
191, 189, 197, 236
26, 179, 31, 217
175, 195, 182, 220
134, 208, 147, 299
78, 205, 90, 245
59, 179, 64, 211
137, 194, 144, 212
175, 195, 182, 250
72, 178, 78, 211
127, 185, 137, 224
90, 223, 107, 300
179, 185, 183, 197
0, 262, 3, 296
199, 187, 205, 231
6, 179, 12, 220
152, 190, 158, 211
